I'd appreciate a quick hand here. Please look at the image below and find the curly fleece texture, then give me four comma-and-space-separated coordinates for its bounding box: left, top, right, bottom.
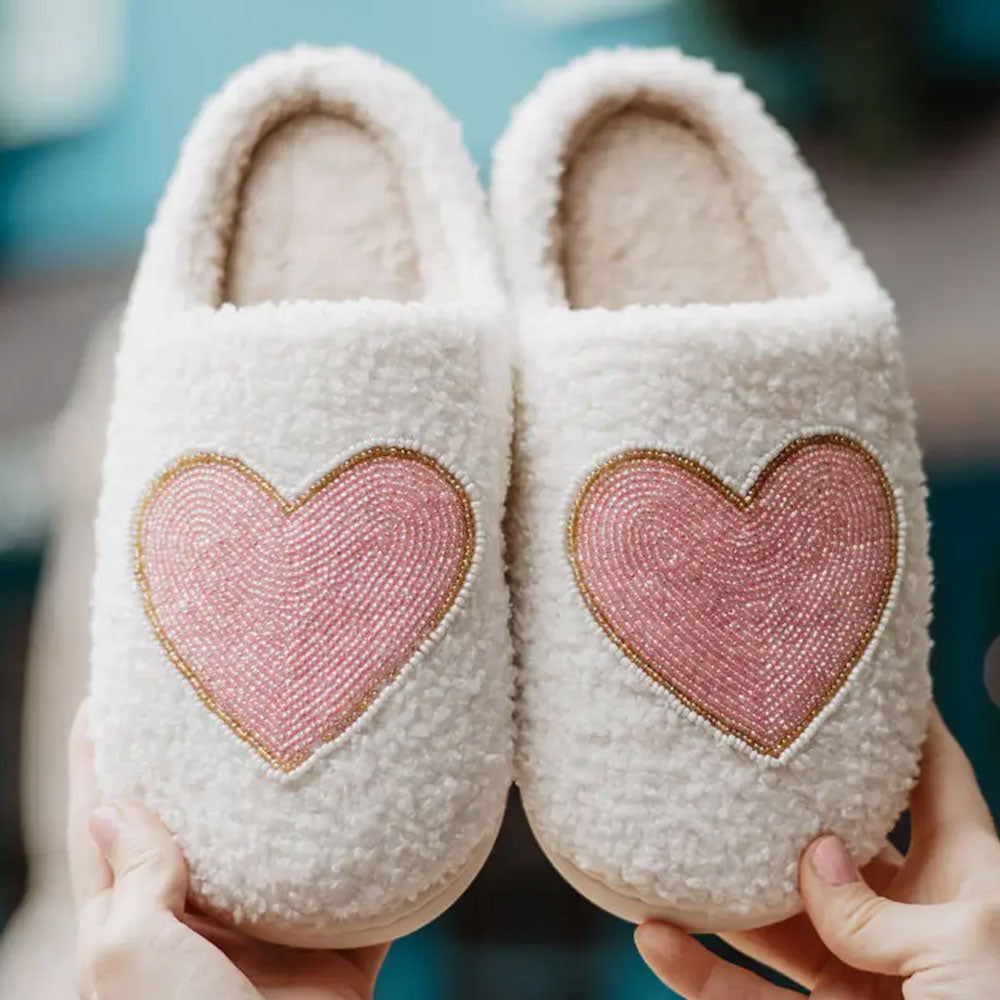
492, 48, 932, 928
90, 48, 513, 938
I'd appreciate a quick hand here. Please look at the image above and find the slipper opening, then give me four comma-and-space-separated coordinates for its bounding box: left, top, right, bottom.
557, 100, 821, 309
223, 109, 423, 306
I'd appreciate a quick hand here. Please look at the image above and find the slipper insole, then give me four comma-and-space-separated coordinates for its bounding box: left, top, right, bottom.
561, 109, 775, 308
225, 113, 421, 306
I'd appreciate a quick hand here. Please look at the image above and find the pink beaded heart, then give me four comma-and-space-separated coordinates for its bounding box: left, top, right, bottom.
568, 434, 899, 759
135, 447, 476, 773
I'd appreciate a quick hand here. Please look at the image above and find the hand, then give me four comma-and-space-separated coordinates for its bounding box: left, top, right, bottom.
68, 702, 388, 1000
635, 705, 1000, 998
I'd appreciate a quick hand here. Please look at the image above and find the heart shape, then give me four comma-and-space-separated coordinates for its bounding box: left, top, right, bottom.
568, 433, 899, 759
135, 446, 476, 773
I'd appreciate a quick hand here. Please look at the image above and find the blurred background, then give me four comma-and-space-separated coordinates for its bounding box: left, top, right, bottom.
1, 0, 999, 996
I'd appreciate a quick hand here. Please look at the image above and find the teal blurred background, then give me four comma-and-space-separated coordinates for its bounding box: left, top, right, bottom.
5, 0, 1000, 271
2, 1, 1000, 997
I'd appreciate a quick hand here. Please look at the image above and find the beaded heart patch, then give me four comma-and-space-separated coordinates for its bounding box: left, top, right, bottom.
568, 432, 900, 761
134, 446, 477, 774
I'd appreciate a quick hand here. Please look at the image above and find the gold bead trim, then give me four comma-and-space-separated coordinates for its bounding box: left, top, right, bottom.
566, 432, 900, 760
133, 445, 478, 774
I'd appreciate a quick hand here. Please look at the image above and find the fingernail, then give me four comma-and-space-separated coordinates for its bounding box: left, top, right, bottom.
634, 923, 654, 948
89, 804, 123, 856
810, 835, 858, 886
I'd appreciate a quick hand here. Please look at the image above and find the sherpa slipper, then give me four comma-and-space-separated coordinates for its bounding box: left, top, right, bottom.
492, 48, 932, 931
89, 47, 513, 948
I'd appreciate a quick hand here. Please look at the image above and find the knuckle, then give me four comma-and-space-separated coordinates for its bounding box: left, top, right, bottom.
959, 900, 1000, 947
116, 842, 172, 884
84, 920, 137, 986
839, 891, 888, 941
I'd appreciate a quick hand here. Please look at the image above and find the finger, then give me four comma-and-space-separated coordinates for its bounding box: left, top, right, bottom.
90, 801, 188, 916
343, 942, 391, 985
180, 909, 251, 951
195, 925, 389, 998
67, 700, 112, 909
721, 919, 824, 988
800, 835, 942, 976
863, 843, 904, 896
720, 843, 902, 986
182, 907, 390, 995
635, 922, 801, 1000
910, 705, 995, 844
810, 957, 886, 1000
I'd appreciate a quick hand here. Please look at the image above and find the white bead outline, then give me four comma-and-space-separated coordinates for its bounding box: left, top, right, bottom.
130, 437, 484, 783
562, 426, 907, 767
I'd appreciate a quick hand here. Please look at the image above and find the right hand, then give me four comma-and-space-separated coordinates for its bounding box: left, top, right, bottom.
635, 706, 1000, 998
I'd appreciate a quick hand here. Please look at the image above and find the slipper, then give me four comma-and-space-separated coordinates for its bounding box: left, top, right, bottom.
492, 48, 932, 930
89, 46, 513, 948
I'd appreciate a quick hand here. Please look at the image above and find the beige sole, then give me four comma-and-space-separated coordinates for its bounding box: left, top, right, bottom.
201, 824, 500, 948
536, 831, 799, 933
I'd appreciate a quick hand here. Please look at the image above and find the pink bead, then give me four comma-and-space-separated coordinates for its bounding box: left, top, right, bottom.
570, 436, 897, 757
136, 449, 475, 772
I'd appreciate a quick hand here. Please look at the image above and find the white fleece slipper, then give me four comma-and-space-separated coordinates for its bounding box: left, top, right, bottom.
89, 47, 513, 947
492, 48, 932, 931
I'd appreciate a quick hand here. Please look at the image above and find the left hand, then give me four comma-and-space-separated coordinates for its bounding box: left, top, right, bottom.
68, 701, 388, 1000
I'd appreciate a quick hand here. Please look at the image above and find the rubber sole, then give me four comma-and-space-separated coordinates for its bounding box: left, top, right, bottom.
534, 822, 800, 933
199, 824, 500, 948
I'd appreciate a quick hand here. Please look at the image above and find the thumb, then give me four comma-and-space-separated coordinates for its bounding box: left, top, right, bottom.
89, 802, 188, 915
800, 834, 941, 977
